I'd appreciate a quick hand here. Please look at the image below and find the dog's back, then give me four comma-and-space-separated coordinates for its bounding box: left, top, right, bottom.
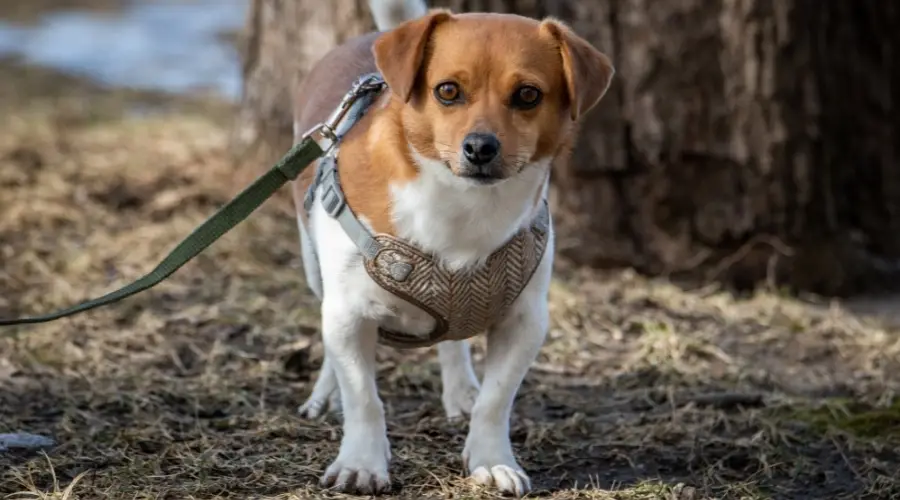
292, 0, 426, 135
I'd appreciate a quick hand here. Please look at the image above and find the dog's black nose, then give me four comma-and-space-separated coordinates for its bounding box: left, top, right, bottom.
462, 133, 500, 165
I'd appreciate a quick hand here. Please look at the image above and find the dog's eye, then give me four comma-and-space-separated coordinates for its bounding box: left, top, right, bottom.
510, 85, 542, 110
434, 82, 462, 105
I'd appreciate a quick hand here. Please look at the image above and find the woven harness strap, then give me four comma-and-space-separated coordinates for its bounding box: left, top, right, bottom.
366, 202, 550, 348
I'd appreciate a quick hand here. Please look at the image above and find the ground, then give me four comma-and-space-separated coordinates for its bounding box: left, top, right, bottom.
1, 59, 900, 500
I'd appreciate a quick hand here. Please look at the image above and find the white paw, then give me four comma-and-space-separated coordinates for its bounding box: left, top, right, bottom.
298, 360, 341, 419
442, 381, 480, 419
320, 434, 391, 494
298, 388, 341, 419
470, 464, 531, 497
463, 439, 531, 497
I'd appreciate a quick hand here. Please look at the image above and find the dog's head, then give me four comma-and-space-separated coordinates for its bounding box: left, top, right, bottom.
372, 10, 614, 185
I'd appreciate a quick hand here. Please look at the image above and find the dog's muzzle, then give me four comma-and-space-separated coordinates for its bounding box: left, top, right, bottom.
458, 132, 504, 184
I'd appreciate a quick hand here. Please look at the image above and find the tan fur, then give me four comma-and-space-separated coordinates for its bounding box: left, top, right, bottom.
539, 18, 615, 120
292, 11, 613, 236
371, 9, 453, 102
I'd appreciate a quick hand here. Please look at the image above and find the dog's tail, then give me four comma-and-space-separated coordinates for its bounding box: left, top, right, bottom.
368, 0, 428, 31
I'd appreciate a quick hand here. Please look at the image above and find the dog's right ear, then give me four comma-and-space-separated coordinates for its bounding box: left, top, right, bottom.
372, 9, 452, 102
540, 18, 614, 121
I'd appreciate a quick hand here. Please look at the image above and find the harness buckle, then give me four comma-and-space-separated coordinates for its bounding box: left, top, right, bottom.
324, 74, 386, 133
300, 124, 338, 154
320, 166, 346, 218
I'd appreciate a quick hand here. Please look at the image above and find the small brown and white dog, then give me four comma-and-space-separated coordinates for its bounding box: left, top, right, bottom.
289, 0, 613, 495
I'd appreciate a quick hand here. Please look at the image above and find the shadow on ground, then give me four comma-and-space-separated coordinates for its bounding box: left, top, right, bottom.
2, 60, 900, 500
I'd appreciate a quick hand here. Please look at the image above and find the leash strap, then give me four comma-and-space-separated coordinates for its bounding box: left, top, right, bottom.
0, 138, 322, 327
0, 73, 387, 329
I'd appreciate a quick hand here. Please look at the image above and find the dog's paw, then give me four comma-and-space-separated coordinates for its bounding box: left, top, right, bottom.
298, 361, 342, 419
320, 436, 391, 494
470, 464, 531, 497
463, 441, 531, 497
298, 389, 341, 419
441, 381, 479, 419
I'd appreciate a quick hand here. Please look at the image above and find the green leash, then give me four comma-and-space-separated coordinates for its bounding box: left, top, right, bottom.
0, 73, 386, 329
0, 138, 322, 327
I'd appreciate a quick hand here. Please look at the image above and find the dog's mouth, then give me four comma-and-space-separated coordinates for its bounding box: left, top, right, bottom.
459, 171, 504, 185
453, 158, 507, 185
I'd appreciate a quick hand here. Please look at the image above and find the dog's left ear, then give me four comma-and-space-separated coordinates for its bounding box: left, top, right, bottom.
372, 9, 453, 102
540, 19, 615, 121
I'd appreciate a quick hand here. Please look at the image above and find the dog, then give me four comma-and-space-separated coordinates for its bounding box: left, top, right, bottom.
289, 0, 613, 495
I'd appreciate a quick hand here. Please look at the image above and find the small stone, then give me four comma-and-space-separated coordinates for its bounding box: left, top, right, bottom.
671, 483, 697, 500
0, 433, 56, 452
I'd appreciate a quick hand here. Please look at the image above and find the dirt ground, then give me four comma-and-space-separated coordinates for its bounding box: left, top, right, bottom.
2, 59, 900, 500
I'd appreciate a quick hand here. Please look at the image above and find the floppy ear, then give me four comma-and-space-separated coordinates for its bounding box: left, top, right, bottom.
372, 9, 453, 102
540, 19, 615, 121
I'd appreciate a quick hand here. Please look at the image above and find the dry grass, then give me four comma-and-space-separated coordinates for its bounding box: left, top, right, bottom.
2, 59, 900, 500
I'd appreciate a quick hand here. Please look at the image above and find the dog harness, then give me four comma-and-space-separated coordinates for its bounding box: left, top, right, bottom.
300, 74, 551, 349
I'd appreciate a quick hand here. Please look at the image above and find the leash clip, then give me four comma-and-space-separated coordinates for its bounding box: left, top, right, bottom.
300, 73, 386, 154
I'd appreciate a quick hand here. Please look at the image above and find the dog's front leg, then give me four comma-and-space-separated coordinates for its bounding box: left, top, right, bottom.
318, 301, 391, 494
462, 295, 549, 497
438, 340, 481, 419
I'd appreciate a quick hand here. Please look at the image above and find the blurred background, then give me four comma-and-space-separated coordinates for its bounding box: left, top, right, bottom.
2, 0, 898, 300
0, 0, 245, 98
2, 1, 900, 499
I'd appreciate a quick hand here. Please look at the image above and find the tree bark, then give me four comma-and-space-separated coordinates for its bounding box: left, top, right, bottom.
234, 0, 899, 296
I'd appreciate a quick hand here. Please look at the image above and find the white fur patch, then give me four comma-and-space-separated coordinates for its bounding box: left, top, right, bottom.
390, 149, 550, 271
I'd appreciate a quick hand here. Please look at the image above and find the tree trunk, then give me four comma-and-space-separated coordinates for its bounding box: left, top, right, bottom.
234, 0, 899, 296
